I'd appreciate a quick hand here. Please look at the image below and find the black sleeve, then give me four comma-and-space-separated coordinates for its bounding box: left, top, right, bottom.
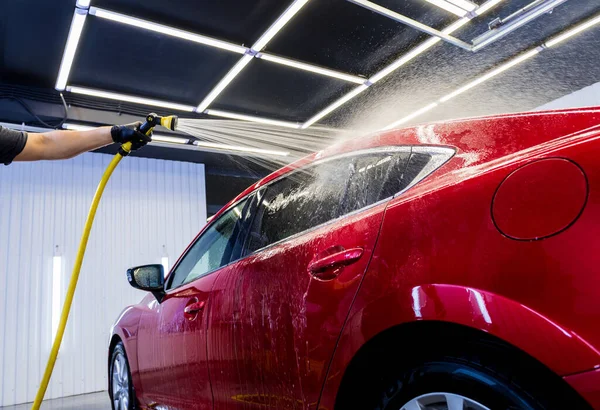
0, 126, 28, 165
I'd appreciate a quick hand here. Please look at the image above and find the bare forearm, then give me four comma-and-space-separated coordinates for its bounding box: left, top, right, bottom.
42, 127, 113, 159
16, 127, 113, 161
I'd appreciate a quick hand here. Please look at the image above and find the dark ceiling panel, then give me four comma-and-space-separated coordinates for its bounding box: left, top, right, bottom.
264, 0, 452, 76
91, 0, 291, 46
69, 18, 240, 105
322, 1, 600, 129
0, 0, 74, 87
211, 58, 356, 122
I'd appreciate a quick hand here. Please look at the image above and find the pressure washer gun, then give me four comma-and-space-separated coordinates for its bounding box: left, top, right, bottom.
118, 112, 179, 156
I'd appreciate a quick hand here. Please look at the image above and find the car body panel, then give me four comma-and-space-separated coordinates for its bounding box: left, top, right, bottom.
109, 107, 600, 410
565, 368, 600, 409
207, 202, 387, 409
136, 271, 220, 408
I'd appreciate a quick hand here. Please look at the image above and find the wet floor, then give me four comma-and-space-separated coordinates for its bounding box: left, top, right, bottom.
0, 391, 110, 410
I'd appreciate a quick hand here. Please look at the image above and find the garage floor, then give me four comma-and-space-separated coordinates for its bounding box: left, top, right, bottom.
0, 392, 110, 410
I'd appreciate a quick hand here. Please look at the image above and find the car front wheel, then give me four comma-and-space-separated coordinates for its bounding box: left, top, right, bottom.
110, 342, 134, 410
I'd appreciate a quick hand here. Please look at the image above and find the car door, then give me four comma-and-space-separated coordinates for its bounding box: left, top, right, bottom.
136, 197, 252, 409
208, 147, 432, 409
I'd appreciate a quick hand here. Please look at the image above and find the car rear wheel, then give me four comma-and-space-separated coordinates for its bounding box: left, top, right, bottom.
110, 342, 134, 410
369, 343, 592, 410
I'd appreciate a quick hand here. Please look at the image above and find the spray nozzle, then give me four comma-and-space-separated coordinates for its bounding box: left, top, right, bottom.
138, 113, 179, 135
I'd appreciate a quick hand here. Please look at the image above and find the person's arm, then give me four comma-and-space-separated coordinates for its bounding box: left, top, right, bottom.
14, 122, 151, 162
15, 127, 113, 161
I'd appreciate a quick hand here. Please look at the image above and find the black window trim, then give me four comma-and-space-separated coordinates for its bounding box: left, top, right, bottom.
164, 145, 455, 292
164, 193, 256, 292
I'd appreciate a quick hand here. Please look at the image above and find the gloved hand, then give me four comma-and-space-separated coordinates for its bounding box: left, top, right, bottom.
111, 122, 152, 151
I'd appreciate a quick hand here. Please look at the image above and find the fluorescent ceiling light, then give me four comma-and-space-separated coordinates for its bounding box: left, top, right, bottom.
382, 103, 439, 130
348, 0, 471, 50
258, 53, 365, 84
89, 7, 247, 54
205, 109, 301, 129
76, 0, 91, 7
475, 0, 505, 16
369, 16, 469, 84
196, 54, 253, 112
302, 84, 369, 128
152, 135, 190, 144
424, 0, 470, 17
67, 86, 196, 112
252, 0, 310, 51
370, 37, 440, 84
64, 123, 189, 144
439, 48, 540, 102
545, 13, 600, 47
55, 9, 87, 91
447, 0, 477, 11
472, 0, 567, 51
63, 123, 94, 131
193, 140, 290, 157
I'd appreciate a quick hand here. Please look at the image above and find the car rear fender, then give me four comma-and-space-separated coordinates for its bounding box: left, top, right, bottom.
318, 284, 600, 409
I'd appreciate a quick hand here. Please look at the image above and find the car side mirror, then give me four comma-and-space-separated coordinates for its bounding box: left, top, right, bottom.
127, 264, 165, 303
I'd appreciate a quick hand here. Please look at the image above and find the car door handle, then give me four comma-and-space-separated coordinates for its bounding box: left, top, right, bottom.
308, 247, 364, 280
184, 300, 205, 318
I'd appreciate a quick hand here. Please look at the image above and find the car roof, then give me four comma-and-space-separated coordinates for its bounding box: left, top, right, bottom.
213, 106, 600, 222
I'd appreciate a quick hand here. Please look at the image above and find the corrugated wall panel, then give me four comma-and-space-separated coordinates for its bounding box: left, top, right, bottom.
0, 152, 206, 406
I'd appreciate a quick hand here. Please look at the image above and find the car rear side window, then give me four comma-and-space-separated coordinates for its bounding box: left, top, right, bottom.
167, 198, 249, 290
245, 157, 355, 253
244, 147, 453, 254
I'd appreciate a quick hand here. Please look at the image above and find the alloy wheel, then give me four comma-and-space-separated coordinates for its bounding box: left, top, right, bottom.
400, 392, 491, 410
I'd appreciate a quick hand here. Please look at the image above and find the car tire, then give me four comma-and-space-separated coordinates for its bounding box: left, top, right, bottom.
109, 342, 135, 410
368, 337, 592, 410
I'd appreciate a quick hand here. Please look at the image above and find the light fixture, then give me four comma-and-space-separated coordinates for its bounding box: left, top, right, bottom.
446, 0, 477, 11
89, 7, 247, 54
52, 247, 62, 341
152, 135, 190, 144
193, 140, 290, 157
55, 9, 87, 91
348, 0, 471, 50
195, 0, 310, 113
424, 0, 472, 17
76, 0, 91, 7
196, 55, 253, 113
475, 0, 505, 16
205, 109, 301, 129
472, 0, 568, 51
63, 123, 94, 131
545, 13, 600, 47
67, 86, 196, 112
369, 37, 441, 84
64, 123, 190, 144
382, 103, 439, 130
369, 16, 471, 85
257, 53, 366, 84
439, 48, 540, 102
251, 0, 310, 51
301, 84, 369, 128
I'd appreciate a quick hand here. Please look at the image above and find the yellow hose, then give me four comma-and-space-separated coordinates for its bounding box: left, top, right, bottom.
32, 142, 132, 410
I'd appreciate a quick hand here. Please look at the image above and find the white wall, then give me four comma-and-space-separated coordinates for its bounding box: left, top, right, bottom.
0, 152, 206, 406
536, 81, 600, 110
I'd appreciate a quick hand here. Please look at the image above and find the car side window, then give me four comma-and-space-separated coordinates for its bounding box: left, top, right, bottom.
244, 147, 453, 255
245, 157, 355, 253
167, 198, 249, 290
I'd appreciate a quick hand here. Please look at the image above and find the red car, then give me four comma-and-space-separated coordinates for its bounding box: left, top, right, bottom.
109, 107, 600, 410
